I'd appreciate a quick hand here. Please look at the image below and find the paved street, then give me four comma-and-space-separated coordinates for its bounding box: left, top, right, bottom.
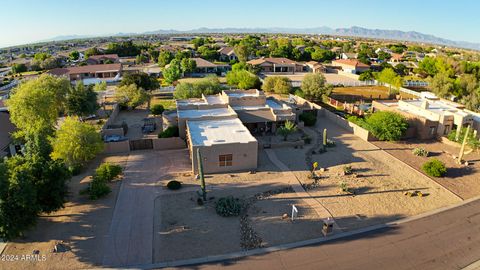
174, 198, 480, 270
102, 149, 190, 267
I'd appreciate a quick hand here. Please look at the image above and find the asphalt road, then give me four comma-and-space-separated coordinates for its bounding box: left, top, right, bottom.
177, 198, 480, 270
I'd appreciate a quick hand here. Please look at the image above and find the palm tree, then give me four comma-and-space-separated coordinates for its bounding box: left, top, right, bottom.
277, 120, 296, 141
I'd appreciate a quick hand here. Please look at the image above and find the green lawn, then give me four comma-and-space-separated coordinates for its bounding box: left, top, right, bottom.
151, 98, 176, 110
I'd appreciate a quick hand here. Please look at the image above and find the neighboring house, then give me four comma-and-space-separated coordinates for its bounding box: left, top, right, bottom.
375, 47, 393, 54
341, 52, 358, 59
331, 59, 370, 74
176, 89, 295, 173
86, 54, 119, 65
48, 63, 122, 85
218, 47, 237, 62
373, 96, 479, 140
305, 61, 326, 73
390, 53, 403, 62
191, 58, 230, 74
0, 102, 16, 157
247, 57, 304, 74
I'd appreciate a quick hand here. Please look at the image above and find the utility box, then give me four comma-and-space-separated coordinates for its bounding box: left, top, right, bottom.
322, 218, 334, 236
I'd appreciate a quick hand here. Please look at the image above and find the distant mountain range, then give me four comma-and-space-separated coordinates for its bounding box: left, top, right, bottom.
42, 26, 480, 51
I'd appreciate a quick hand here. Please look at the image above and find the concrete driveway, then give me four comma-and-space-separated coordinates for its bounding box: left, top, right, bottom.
102, 149, 190, 267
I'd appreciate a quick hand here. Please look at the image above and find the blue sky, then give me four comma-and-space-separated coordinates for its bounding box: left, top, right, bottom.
0, 0, 478, 48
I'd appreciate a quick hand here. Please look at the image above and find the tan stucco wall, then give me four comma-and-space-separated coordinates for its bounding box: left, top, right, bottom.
190, 141, 258, 174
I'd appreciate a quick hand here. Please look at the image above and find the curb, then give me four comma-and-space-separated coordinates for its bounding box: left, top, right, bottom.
126, 195, 480, 269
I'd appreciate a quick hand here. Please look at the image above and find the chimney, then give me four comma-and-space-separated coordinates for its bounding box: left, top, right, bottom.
421, 100, 429, 109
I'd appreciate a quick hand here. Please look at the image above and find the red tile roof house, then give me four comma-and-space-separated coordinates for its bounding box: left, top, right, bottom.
218, 47, 238, 62
191, 58, 230, 74
86, 54, 119, 65
331, 59, 370, 74
48, 63, 122, 85
247, 57, 304, 74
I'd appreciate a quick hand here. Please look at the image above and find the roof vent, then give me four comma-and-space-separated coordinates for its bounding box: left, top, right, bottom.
213, 139, 225, 143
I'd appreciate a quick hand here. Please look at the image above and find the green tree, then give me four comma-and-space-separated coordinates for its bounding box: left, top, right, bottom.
69, 50, 80, 61
180, 58, 197, 74
136, 54, 148, 64
84, 47, 101, 58
197, 45, 218, 60
66, 82, 99, 117
376, 68, 403, 94
311, 48, 336, 62
192, 37, 205, 50
359, 70, 374, 81
226, 70, 261, 89
174, 76, 222, 99
105, 41, 140, 57
114, 84, 149, 109
6, 74, 70, 137
11, 63, 27, 74
430, 72, 455, 98
93, 81, 107, 91
163, 59, 182, 84
262, 76, 291, 94
51, 117, 104, 167
120, 72, 159, 91
377, 51, 392, 61
158, 51, 173, 67
301, 73, 332, 101
277, 120, 296, 141
365, 111, 408, 141
0, 159, 39, 240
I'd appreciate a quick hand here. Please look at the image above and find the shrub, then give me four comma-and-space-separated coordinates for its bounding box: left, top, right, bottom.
422, 159, 447, 177
166, 180, 182, 190
215, 196, 243, 217
339, 182, 350, 193
343, 165, 353, 175
95, 163, 122, 182
299, 112, 317, 126
159, 126, 179, 138
365, 111, 408, 141
447, 127, 480, 150
413, 147, 429, 157
87, 177, 111, 200
150, 104, 165, 115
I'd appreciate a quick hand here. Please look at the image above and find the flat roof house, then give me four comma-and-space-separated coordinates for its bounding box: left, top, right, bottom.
175, 89, 295, 173
247, 57, 304, 74
373, 97, 476, 140
331, 59, 370, 74
49, 63, 122, 85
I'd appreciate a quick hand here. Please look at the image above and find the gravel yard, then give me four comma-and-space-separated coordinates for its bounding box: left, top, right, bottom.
373, 140, 480, 200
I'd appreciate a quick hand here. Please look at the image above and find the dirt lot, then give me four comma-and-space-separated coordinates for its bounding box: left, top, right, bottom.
373, 140, 480, 200
272, 118, 461, 231
1, 154, 129, 270
331, 86, 418, 102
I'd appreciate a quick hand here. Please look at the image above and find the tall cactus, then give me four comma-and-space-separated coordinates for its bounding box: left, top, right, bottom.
323, 128, 328, 151
196, 148, 207, 201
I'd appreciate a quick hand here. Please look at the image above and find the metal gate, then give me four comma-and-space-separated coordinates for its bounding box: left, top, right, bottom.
129, 139, 153, 151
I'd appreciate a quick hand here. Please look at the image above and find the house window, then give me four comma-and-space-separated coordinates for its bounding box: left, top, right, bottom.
219, 154, 233, 167
444, 125, 451, 135
429, 126, 436, 136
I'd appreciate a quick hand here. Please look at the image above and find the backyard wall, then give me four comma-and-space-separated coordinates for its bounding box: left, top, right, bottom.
102, 127, 124, 137
152, 137, 186, 150
104, 140, 130, 154
322, 108, 377, 141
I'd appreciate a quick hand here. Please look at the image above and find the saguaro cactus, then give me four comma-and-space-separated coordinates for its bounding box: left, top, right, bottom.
196, 148, 207, 201
323, 128, 328, 150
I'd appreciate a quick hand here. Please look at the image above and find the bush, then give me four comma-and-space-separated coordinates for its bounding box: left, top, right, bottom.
422, 159, 447, 177
158, 126, 179, 138
150, 104, 165, 115
166, 180, 182, 190
87, 177, 111, 200
215, 196, 243, 217
413, 147, 429, 157
447, 127, 480, 150
299, 112, 317, 126
294, 88, 305, 98
365, 111, 408, 141
95, 163, 122, 182
343, 165, 353, 175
